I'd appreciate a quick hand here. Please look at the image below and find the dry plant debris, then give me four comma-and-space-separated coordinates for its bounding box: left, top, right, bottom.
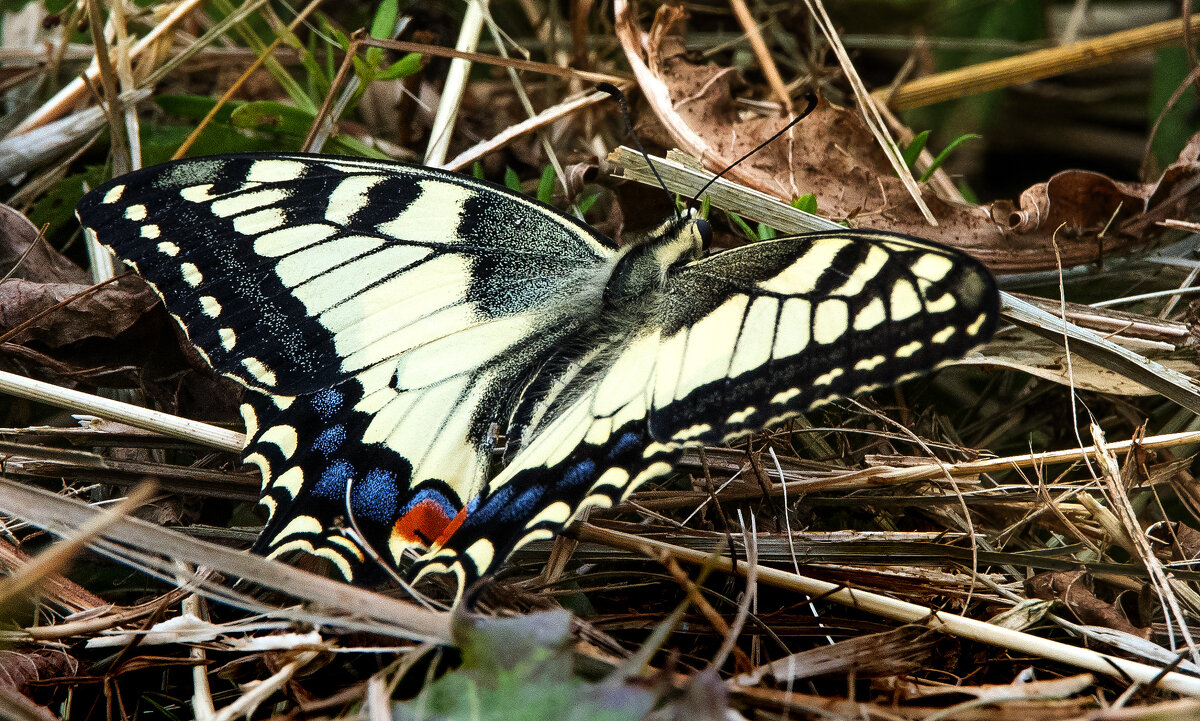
0, 1, 1198, 720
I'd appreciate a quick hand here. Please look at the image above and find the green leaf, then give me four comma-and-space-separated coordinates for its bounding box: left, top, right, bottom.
901, 129, 930, 169
229, 101, 316, 134
726, 211, 756, 241
790, 193, 817, 214
472, 162, 486, 180
756, 222, 777, 241
376, 52, 424, 81
536, 166, 556, 204
392, 612, 657, 721
700, 193, 711, 219
320, 15, 351, 51
577, 192, 600, 216
369, 0, 399, 40
919, 133, 980, 182
504, 167, 522, 192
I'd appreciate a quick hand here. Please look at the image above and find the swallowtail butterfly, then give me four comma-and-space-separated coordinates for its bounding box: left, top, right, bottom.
76, 153, 999, 600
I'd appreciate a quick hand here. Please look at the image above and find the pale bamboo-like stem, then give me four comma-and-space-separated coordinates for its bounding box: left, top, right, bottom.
885, 14, 1200, 110
576, 524, 1200, 696
424, 0, 488, 166
0, 369, 243, 452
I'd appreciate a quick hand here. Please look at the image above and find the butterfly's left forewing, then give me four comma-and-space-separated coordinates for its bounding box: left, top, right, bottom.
77, 153, 617, 577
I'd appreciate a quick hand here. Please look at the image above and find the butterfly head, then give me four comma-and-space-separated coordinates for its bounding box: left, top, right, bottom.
606, 216, 712, 301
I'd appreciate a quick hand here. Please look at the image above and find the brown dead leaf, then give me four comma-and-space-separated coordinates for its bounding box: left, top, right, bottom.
1025, 570, 1149, 639
0, 277, 159, 347
615, 4, 1200, 273
0, 648, 78, 721
0, 203, 89, 285
1146, 521, 1200, 562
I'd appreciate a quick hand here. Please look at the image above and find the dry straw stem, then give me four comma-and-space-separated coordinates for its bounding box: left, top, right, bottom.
0, 482, 155, 606
0, 480, 453, 643
885, 13, 1200, 110
575, 524, 1200, 696
10, 0, 207, 135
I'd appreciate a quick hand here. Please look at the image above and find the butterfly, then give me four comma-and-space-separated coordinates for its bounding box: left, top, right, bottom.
76, 152, 999, 601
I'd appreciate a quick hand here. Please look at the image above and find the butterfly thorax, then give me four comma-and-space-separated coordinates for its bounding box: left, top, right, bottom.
604, 217, 711, 302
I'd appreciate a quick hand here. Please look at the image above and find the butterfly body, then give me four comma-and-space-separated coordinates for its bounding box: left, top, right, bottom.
77, 153, 999, 599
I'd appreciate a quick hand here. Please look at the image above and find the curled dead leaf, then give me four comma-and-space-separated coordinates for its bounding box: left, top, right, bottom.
615, 3, 1200, 273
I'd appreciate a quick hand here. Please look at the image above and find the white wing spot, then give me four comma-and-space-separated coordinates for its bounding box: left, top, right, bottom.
728, 297, 778, 379
771, 387, 801, 404
219, 327, 236, 350
590, 467, 630, 492
832, 245, 889, 296
896, 340, 923, 358
912, 252, 955, 282
926, 292, 958, 313
854, 355, 887, 371
813, 300, 849, 344
525, 501, 572, 529
273, 465, 304, 497
642, 442, 674, 459
670, 423, 712, 442
773, 298, 811, 358
140, 224, 160, 239
212, 189, 288, 219
726, 406, 756, 424
813, 368, 844, 386
180, 184, 218, 203
968, 312, 990, 336
932, 326, 956, 344
242, 357, 278, 386
627, 461, 675, 499
233, 208, 287, 235
890, 279, 922, 321
326, 174, 385, 224
758, 238, 851, 294
377, 179, 472, 243
157, 241, 180, 256
254, 223, 337, 257
258, 424, 298, 459
199, 295, 222, 317
102, 185, 125, 204
463, 539, 495, 574
180, 263, 203, 287
239, 403, 259, 442
247, 158, 307, 182
124, 204, 147, 221
853, 297, 887, 331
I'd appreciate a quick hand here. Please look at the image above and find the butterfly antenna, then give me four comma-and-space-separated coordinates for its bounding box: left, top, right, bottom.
692, 93, 819, 202
597, 82, 677, 216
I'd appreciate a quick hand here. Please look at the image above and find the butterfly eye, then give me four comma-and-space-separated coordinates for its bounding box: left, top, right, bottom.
695, 218, 713, 250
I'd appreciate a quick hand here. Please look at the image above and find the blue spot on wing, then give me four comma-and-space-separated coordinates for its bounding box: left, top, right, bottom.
562, 458, 596, 488
313, 424, 345, 455
608, 431, 641, 460
401, 487, 458, 517
350, 468, 399, 522
315, 460, 352, 500
311, 388, 343, 418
